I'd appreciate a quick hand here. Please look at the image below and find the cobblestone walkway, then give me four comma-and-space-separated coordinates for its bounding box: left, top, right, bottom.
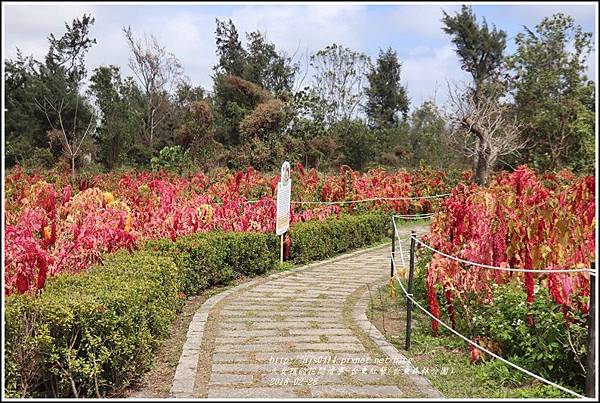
172, 223, 437, 398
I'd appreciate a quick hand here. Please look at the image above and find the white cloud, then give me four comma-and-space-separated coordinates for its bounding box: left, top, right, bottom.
386, 4, 461, 40
4, 4, 98, 58
2, 3, 595, 108
401, 45, 469, 109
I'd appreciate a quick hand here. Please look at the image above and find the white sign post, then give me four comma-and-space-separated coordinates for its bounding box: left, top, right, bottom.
276, 161, 291, 262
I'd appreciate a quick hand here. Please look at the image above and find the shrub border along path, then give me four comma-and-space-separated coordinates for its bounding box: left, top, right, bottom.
171, 223, 440, 398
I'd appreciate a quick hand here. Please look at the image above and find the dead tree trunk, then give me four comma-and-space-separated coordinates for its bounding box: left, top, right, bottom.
445, 82, 526, 186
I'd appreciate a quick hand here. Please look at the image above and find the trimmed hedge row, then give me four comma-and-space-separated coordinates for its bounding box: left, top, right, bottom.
289, 211, 390, 264
4, 251, 181, 398
4, 211, 390, 397
145, 231, 278, 295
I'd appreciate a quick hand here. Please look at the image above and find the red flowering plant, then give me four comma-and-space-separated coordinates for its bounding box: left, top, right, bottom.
4, 164, 453, 295
423, 166, 595, 337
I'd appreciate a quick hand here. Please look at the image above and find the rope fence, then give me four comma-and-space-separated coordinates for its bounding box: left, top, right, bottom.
391, 254, 586, 399
409, 232, 596, 275
390, 239, 593, 398
208, 193, 452, 206
291, 193, 451, 205
389, 215, 596, 399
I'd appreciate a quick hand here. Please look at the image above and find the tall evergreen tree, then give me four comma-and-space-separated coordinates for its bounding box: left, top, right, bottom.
442, 5, 507, 97
88, 65, 144, 168
6, 14, 97, 171
364, 47, 409, 128
243, 31, 297, 94
214, 18, 247, 76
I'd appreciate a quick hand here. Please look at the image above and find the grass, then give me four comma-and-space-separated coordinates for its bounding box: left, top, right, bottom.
368, 282, 574, 399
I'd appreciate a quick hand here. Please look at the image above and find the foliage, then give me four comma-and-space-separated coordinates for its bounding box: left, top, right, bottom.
379, 281, 576, 398
145, 231, 277, 295
213, 74, 271, 147
289, 211, 389, 264
424, 166, 594, 339
6, 14, 97, 173
405, 101, 460, 169
88, 66, 144, 169
150, 145, 190, 172
310, 43, 371, 123
506, 13, 595, 173
243, 30, 298, 94
442, 5, 507, 95
45, 14, 97, 85
214, 18, 247, 77
333, 119, 378, 171
122, 26, 183, 150
5, 11, 595, 177
5, 181, 136, 295
4, 251, 181, 397
4, 164, 451, 295
470, 284, 587, 388
365, 47, 409, 127
239, 98, 288, 140
5, 209, 395, 397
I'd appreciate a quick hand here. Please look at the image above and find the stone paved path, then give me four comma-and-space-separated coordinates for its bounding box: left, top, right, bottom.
173, 222, 436, 398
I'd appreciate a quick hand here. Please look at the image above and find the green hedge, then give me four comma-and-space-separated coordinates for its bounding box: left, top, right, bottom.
145, 231, 278, 295
289, 211, 390, 264
4, 212, 391, 397
4, 251, 181, 398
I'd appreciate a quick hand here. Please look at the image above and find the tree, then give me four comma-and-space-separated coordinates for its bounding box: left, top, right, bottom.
287, 87, 332, 168
173, 99, 224, 169
445, 83, 526, 185
506, 13, 594, 173
5, 52, 50, 167
335, 119, 377, 171
442, 5, 507, 97
5, 15, 97, 169
31, 14, 97, 175
34, 91, 96, 177
243, 30, 298, 94
45, 14, 96, 85
212, 74, 271, 146
365, 48, 409, 128
214, 19, 247, 77
212, 20, 297, 152
310, 44, 371, 123
407, 101, 456, 169
88, 66, 144, 169
123, 26, 183, 149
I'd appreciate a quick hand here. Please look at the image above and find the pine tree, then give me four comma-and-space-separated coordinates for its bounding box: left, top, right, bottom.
442, 5, 506, 97
364, 47, 409, 128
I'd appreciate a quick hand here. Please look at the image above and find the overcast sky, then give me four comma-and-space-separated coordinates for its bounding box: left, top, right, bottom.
3, 2, 597, 108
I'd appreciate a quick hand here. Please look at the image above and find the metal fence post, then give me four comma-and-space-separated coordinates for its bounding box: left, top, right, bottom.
390, 217, 396, 278
585, 262, 596, 398
405, 230, 416, 351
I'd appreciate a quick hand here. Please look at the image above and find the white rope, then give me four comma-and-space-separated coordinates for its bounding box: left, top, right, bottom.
411, 235, 596, 275
208, 193, 450, 207
393, 213, 435, 220
291, 193, 451, 205
209, 199, 263, 205
390, 255, 587, 399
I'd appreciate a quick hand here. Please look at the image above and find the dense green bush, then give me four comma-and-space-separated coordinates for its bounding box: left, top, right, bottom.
413, 252, 587, 392
289, 211, 389, 264
4, 251, 181, 398
469, 284, 587, 389
145, 231, 278, 295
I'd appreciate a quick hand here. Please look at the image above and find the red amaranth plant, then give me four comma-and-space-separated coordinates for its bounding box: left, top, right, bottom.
423, 166, 595, 334
4, 165, 452, 295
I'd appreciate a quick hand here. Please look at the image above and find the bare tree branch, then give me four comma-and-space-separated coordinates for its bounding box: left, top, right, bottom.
443, 81, 527, 185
